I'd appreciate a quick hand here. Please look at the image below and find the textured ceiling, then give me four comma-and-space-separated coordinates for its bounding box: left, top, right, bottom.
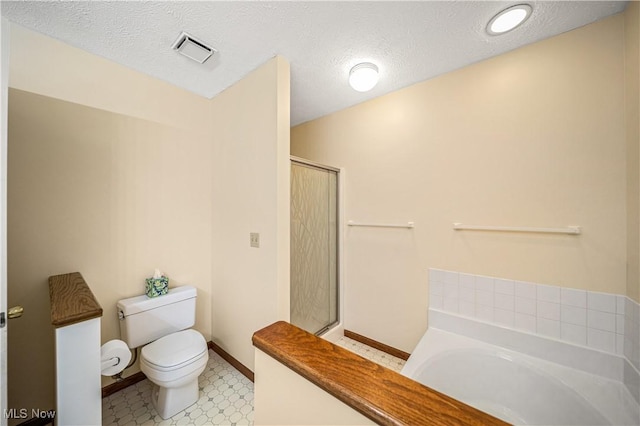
1, 1, 628, 126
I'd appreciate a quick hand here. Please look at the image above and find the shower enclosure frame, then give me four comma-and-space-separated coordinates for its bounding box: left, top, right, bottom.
290, 156, 344, 339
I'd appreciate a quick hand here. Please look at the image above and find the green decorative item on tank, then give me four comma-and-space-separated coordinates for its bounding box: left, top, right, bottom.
145, 268, 169, 297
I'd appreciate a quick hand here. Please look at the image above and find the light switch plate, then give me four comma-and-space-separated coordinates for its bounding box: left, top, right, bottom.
250, 232, 260, 248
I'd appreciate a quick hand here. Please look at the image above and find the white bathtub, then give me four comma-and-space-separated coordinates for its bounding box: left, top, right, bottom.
401, 328, 640, 425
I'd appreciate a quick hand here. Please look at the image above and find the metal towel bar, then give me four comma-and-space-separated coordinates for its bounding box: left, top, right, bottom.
348, 220, 415, 229
453, 223, 581, 235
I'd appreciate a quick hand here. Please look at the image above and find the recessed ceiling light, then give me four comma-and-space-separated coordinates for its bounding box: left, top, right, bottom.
487, 4, 532, 36
172, 31, 215, 64
349, 63, 379, 92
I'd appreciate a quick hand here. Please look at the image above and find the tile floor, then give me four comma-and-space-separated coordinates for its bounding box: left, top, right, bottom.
335, 336, 407, 373
102, 350, 254, 426
102, 336, 406, 426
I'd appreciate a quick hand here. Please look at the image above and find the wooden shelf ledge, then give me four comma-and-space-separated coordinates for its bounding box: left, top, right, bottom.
49, 272, 103, 328
252, 321, 508, 426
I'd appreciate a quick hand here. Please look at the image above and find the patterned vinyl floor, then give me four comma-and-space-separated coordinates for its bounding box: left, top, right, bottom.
334, 336, 407, 373
102, 336, 406, 425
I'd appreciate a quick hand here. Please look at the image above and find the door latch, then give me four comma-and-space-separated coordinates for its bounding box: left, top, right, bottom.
8, 306, 23, 319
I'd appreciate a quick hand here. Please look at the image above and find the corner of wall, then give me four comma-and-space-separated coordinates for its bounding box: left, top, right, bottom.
210, 55, 291, 371
276, 55, 291, 321
625, 2, 640, 303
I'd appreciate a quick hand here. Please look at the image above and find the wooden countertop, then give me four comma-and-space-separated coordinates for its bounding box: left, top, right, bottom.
252, 321, 509, 426
49, 272, 102, 328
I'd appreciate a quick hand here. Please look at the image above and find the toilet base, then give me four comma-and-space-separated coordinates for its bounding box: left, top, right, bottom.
151, 379, 200, 419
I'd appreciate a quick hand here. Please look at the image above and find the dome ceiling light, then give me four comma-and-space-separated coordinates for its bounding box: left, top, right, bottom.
487, 4, 532, 36
349, 62, 379, 92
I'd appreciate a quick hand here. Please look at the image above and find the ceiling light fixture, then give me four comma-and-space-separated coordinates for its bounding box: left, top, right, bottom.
487, 4, 532, 35
349, 63, 379, 92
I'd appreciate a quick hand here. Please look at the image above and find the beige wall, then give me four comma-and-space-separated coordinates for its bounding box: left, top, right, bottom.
8, 24, 211, 131
8, 87, 214, 416
210, 56, 291, 371
292, 14, 627, 352
7, 23, 289, 415
7, 23, 214, 414
254, 349, 374, 426
626, 2, 640, 304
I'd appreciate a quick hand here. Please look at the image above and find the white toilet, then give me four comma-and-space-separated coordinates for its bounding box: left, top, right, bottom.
117, 286, 209, 419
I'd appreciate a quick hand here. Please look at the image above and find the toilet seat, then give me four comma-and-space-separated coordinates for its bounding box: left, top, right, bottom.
140, 329, 209, 389
141, 350, 208, 386
142, 329, 207, 371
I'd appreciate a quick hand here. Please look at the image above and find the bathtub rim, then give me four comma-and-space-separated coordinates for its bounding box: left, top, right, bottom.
403, 338, 613, 426
425, 309, 640, 404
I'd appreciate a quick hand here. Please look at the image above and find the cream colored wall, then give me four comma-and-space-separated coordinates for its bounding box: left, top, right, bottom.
292, 15, 627, 352
8, 88, 213, 415
7, 22, 290, 415
7, 22, 216, 414
8, 24, 211, 131
253, 349, 374, 426
210, 56, 290, 371
626, 2, 640, 304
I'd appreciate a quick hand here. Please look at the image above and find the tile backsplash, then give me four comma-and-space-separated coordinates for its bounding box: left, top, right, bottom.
428, 268, 640, 372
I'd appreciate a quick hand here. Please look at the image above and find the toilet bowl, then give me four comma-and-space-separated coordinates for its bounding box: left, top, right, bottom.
117, 286, 209, 419
140, 329, 209, 419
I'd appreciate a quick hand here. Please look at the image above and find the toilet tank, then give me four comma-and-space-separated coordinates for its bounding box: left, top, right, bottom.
117, 285, 197, 348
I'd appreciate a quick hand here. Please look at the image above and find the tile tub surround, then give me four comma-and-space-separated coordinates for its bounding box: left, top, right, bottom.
428, 269, 639, 359
428, 268, 640, 403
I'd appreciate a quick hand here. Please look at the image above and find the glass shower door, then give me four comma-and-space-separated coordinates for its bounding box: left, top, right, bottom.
290, 158, 338, 335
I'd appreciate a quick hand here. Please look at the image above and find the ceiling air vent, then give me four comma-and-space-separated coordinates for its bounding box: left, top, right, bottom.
172, 31, 215, 64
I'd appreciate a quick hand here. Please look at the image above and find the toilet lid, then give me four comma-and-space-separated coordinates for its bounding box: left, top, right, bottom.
142, 329, 207, 369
